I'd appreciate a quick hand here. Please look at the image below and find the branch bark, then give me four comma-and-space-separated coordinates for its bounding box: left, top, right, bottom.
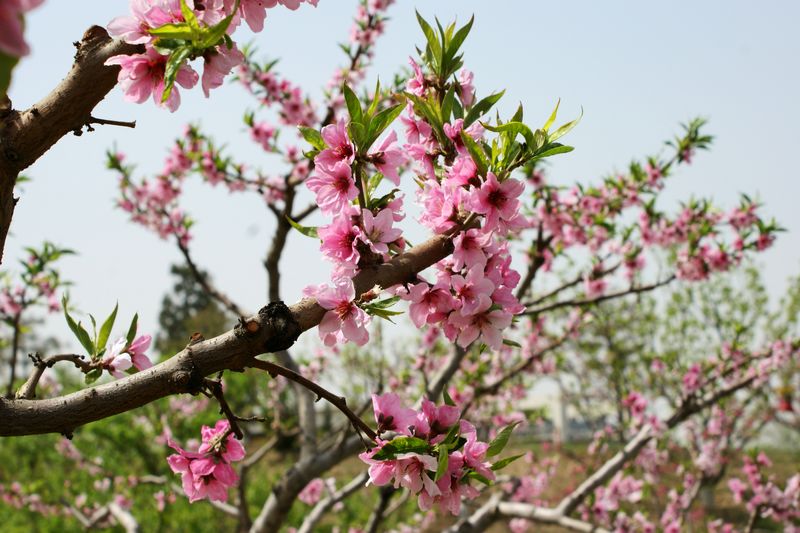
0, 27, 142, 263
0, 231, 454, 437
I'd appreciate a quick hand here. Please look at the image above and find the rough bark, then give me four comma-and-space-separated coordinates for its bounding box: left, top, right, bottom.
0, 232, 454, 437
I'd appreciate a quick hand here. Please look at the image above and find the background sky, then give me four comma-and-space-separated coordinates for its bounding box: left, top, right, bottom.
8, 1, 800, 347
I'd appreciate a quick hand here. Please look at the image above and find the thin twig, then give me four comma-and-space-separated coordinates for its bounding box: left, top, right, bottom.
524, 275, 676, 316
16, 353, 96, 399
87, 115, 136, 129
248, 358, 377, 442
204, 378, 244, 440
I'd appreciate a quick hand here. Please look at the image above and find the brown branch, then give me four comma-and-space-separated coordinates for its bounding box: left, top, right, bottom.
514, 224, 550, 301
0, 231, 455, 437
524, 275, 676, 316
16, 352, 96, 399
86, 115, 136, 130
5, 315, 21, 397
523, 260, 619, 308
204, 378, 244, 440
248, 358, 376, 442
0, 27, 142, 263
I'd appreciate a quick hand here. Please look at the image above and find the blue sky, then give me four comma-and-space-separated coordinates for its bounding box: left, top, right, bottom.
9, 1, 800, 344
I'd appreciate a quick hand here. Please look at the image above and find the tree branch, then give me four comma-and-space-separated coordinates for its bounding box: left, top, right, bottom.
0, 27, 142, 262
0, 231, 455, 437
16, 352, 96, 399
248, 358, 376, 442
524, 276, 676, 316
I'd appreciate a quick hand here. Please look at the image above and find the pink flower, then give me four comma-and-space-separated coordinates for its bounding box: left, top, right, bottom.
306, 278, 370, 346
415, 399, 459, 441
298, 478, 325, 505
201, 44, 244, 97
451, 268, 495, 316
105, 48, 199, 112
469, 173, 525, 232
369, 131, 405, 185
448, 308, 513, 350
167, 420, 245, 504
406, 283, 455, 328
682, 364, 702, 396
102, 338, 133, 379
128, 334, 153, 370
315, 120, 355, 170
250, 121, 276, 151
406, 57, 425, 96
318, 211, 362, 275
238, 0, 268, 32
361, 208, 402, 256
305, 161, 358, 216
107, 0, 172, 45
457, 69, 475, 107
0, 0, 44, 57
372, 393, 416, 436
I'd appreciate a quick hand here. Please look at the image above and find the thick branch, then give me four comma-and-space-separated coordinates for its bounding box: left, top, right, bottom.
0, 232, 454, 437
0, 27, 142, 262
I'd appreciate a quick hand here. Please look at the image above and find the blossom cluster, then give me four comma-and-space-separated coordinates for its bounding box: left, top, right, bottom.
106, 0, 319, 111
166, 420, 245, 503
358, 393, 512, 515
727, 452, 800, 527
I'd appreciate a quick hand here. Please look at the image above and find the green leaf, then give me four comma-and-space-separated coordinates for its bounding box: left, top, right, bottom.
369, 296, 400, 309
343, 84, 363, 126
180, 0, 201, 34
443, 388, 456, 407
440, 85, 457, 124
97, 303, 118, 353
531, 144, 574, 161
84, 368, 103, 385
482, 120, 536, 148
366, 103, 404, 148
0, 52, 19, 100
443, 15, 474, 71
199, 13, 235, 48
464, 90, 505, 126
416, 11, 442, 72
149, 23, 196, 40
466, 471, 493, 486
366, 79, 382, 118
490, 453, 525, 471
62, 296, 95, 356
435, 445, 449, 481
549, 107, 583, 142
486, 421, 520, 457
126, 313, 139, 346
543, 98, 561, 131
285, 216, 319, 239
298, 126, 325, 151
372, 436, 431, 461
161, 46, 192, 103
460, 132, 489, 176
